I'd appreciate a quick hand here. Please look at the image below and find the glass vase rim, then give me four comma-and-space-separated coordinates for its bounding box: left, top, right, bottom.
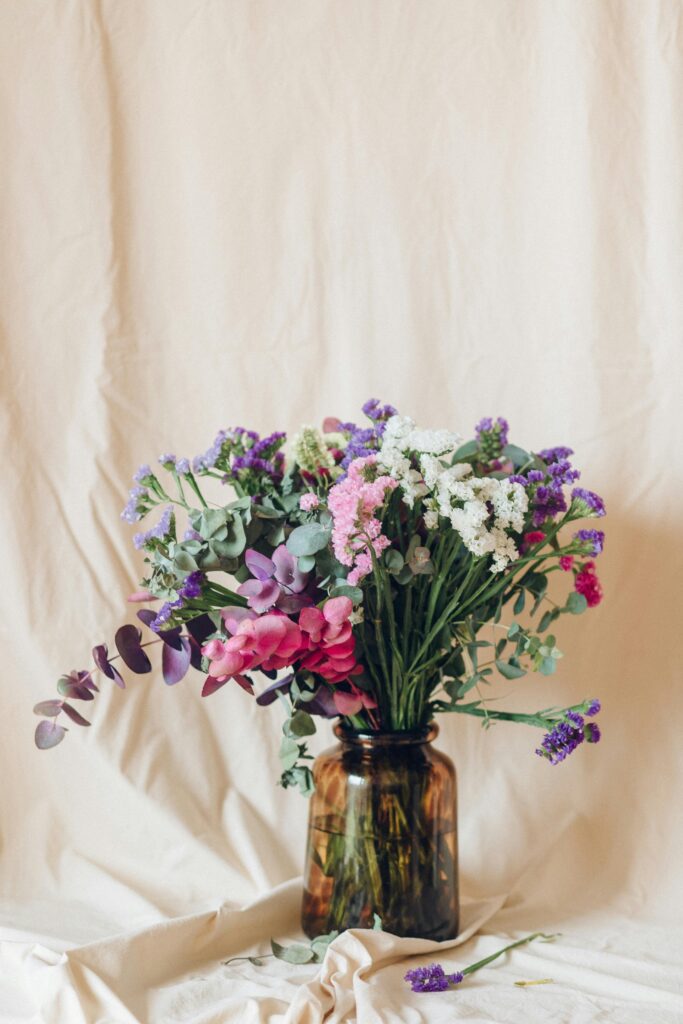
333, 721, 438, 746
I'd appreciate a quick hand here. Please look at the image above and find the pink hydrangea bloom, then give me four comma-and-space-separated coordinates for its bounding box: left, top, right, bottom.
328, 456, 397, 585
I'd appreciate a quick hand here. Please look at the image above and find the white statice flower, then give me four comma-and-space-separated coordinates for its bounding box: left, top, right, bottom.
489, 526, 521, 573
377, 414, 523, 572
381, 415, 463, 457
490, 480, 528, 532
378, 415, 464, 507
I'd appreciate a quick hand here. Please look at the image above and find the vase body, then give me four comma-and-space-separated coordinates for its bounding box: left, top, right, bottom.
301, 723, 458, 940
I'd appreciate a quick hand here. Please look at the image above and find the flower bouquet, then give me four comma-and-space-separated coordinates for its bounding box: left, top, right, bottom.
34, 400, 605, 938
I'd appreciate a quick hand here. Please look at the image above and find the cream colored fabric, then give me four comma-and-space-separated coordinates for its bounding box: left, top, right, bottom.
1, 2, 682, 1021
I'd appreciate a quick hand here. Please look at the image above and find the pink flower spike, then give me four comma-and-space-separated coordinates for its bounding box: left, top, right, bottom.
127, 590, 157, 603
560, 556, 574, 571
323, 596, 353, 625
323, 417, 342, 433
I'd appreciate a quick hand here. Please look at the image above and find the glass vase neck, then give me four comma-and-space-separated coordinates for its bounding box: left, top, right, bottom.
334, 722, 438, 747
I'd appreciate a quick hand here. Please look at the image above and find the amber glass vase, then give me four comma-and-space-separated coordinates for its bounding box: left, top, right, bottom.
301, 722, 458, 940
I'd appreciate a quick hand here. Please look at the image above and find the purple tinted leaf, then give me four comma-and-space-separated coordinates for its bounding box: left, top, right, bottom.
186, 614, 216, 647
162, 637, 192, 685
35, 720, 67, 749
245, 548, 275, 582
115, 625, 152, 674
77, 670, 98, 692
33, 700, 64, 717
93, 644, 126, 689
256, 674, 294, 706
136, 609, 157, 629
305, 686, 339, 718
57, 675, 95, 701
188, 636, 203, 671
61, 703, 91, 727
202, 675, 229, 697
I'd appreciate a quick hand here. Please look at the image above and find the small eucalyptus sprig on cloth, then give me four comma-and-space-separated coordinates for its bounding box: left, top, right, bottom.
404, 932, 559, 993
224, 915, 383, 967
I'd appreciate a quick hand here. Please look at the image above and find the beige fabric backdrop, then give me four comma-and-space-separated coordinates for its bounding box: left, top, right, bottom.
1, 2, 682, 1021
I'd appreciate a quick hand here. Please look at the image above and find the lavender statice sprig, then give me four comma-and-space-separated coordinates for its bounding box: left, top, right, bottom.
404, 932, 558, 993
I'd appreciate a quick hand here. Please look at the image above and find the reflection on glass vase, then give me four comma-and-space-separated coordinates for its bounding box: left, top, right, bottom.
301, 722, 458, 940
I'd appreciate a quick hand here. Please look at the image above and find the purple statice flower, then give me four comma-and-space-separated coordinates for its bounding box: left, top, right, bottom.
176, 458, 191, 476
133, 506, 173, 550
231, 454, 277, 476
121, 486, 148, 523
527, 469, 546, 484
404, 963, 464, 993
475, 415, 510, 449
339, 424, 379, 470
586, 698, 601, 716
232, 427, 260, 444
158, 453, 176, 468
536, 716, 585, 764
571, 487, 606, 518
251, 431, 286, 457
538, 446, 574, 464
547, 459, 580, 485
585, 722, 601, 743
531, 482, 567, 526
150, 602, 174, 632
133, 464, 152, 483
193, 430, 230, 473
183, 528, 202, 542
149, 572, 205, 631
508, 474, 528, 486
177, 571, 203, 600
574, 528, 605, 556
362, 398, 398, 435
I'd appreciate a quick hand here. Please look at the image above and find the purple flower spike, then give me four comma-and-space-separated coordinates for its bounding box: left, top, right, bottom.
586, 699, 601, 716
574, 528, 605, 556
404, 963, 464, 993
571, 487, 606, 518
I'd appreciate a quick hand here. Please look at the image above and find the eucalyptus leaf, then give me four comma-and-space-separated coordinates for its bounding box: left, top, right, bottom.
285, 710, 316, 738
513, 590, 526, 615
539, 657, 557, 676
566, 592, 588, 615
451, 439, 478, 462
502, 443, 532, 467
279, 735, 300, 771
496, 659, 528, 680
286, 522, 331, 557
330, 584, 363, 605
270, 940, 316, 965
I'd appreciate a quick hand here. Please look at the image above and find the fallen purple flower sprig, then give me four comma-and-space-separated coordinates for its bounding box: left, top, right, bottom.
404, 932, 559, 993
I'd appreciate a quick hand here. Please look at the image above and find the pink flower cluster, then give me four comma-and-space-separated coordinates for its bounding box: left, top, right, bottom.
574, 561, 603, 607
328, 456, 398, 586
201, 596, 362, 695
